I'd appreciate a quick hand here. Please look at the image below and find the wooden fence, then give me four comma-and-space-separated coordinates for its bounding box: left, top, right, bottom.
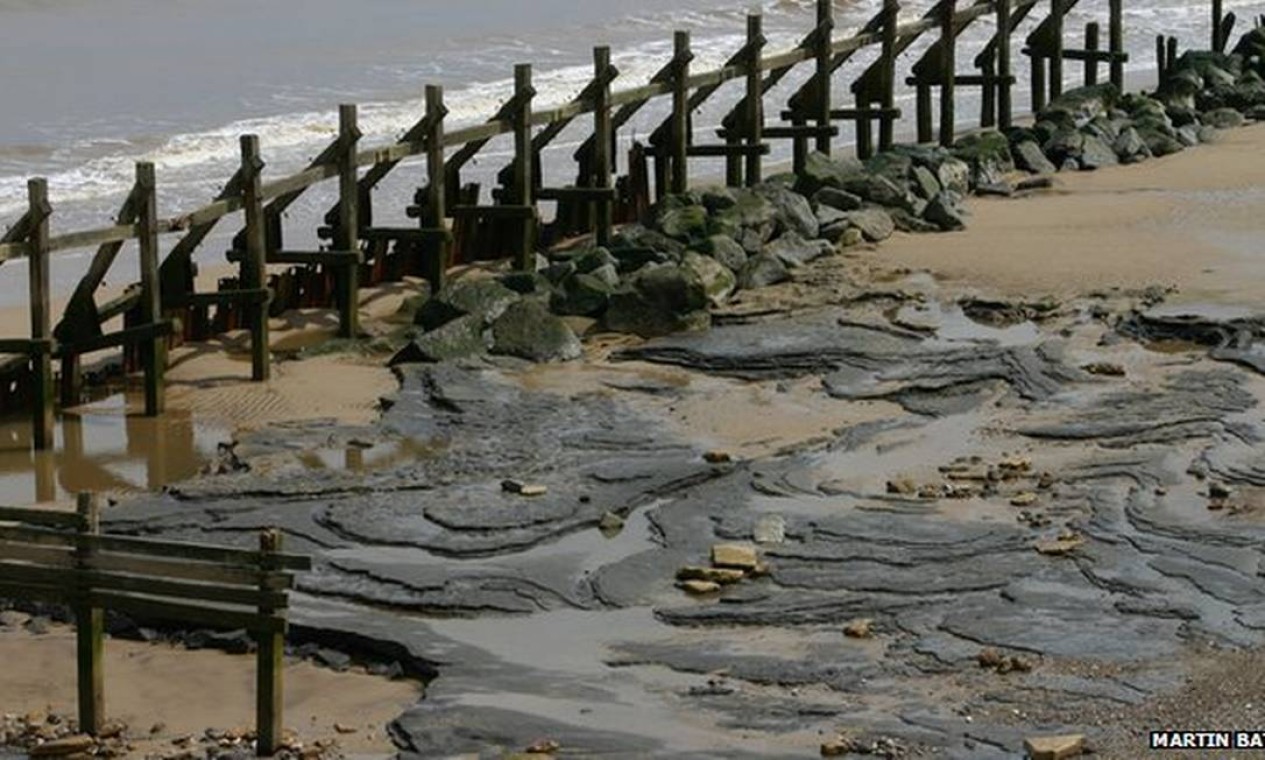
0, 493, 311, 755
0, 0, 1233, 449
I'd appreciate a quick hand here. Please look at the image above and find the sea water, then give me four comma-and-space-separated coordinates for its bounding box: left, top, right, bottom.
0, 0, 1260, 305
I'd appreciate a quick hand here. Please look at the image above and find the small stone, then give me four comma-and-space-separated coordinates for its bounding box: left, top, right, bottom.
710, 543, 759, 571
1023, 734, 1085, 760
501, 479, 547, 496
1209, 482, 1232, 499
998, 455, 1032, 473
1035, 536, 1084, 556
703, 450, 732, 463
333, 724, 357, 734
1037, 472, 1055, 490
1008, 655, 1034, 673
30, 736, 95, 757
1082, 361, 1125, 376
1010, 492, 1038, 507
820, 737, 859, 756
98, 722, 126, 740
1154, 486, 1168, 496
677, 566, 746, 585
679, 579, 721, 595
149, 723, 166, 736
1208, 500, 1226, 511
753, 514, 786, 544
977, 648, 1004, 668
843, 618, 874, 639
0, 610, 31, 628
525, 738, 561, 754
886, 478, 917, 495
598, 511, 625, 534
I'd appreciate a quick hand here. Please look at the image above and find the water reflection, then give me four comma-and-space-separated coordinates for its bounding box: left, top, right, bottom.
0, 393, 226, 505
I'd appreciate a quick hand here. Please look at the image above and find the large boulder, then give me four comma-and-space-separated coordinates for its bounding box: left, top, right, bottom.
839, 208, 895, 242
1078, 133, 1119, 170
794, 151, 864, 196
738, 253, 791, 289
711, 188, 779, 245
1013, 140, 1057, 174
1037, 83, 1120, 125
655, 204, 710, 243
605, 265, 710, 338
842, 173, 917, 212
1204, 107, 1246, 129
489, 299, 582, 363
923, 193, 965, 231
606, 225, 683, 272
812, 187, 864, 212
551, 272, 613, 317
403, 314, 490, 363
698, 234, 748, 271
764, 232, 834, 268
1113, 127, 1152, 163
951, 130, 1014, 187
681, 251, 737, 307
753, 183, 819, 239
414, 278, 521, 331
936, 157, 972, 195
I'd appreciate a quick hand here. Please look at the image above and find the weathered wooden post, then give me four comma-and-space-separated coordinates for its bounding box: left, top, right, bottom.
1166, 36, 1178, 74
814, 0, 834, 155
27, 179, 54, 451
879, 0, 899, 151
670, 32, 692, 195
336, 104, 361, 339
1213, 0, 1224, 50
1085, 22, 1100, 86
1109, 0, 1125, 89
75, 492, 104, 736
593, 47, 614, 244
997, 0, 1014, 129
939, 0, 957, 147
745, 13, 765, 186
240, 136, 271, 382
255, 528, 283, 756
512, 64, 536, 271
1156, 34, 1167, 81
136, 162, 165, 416
1050, 0, 1065, 101
424, 85, 451, 289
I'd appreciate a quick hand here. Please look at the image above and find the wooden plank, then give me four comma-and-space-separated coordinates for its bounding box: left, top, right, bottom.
593, 46, 614, 246
98, 287, 142, 323
47, 224, 138, 254
744, 13, 765, 186
0, 561, 288, 609
57, 320, 174, 356
449, 205, 536, 220
259, 164, 339, 203
669, 30, 691, 197
28, 178, 54, 451
1, 210, 32, 244
878, 0, 899, 152
337, 105, 361, 339
360, 227, 450, 242
685, 144, 769, 157
90, 590, 286, 634
759, 125, 839, 139
814, 0, 834, 154
424, 85, 451, 291
1109, 0, 1124, 88
0, 240, 29, 263
512, 64, 536, 272
0, 339, 35, 355
1056, 48, 1126, 62
0, 524, 309, 570
1084, 22, 1099, 86
997, 0, 1015, 129
136, 162, 165, 417
256, 530, 285, 756
535, 187, 618, 201
160, 169, 245, 302
74, 493, 104, 738
940, 0, 957, 147
1050, 0, 1065, 102
0, 506, 82, 528
0, 579, 67, 604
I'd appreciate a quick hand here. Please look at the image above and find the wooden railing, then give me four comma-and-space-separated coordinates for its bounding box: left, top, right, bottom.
0, 0, 1229, 449
0, 493, 311, 755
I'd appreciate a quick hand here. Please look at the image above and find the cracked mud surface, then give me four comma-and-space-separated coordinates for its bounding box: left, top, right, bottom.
104, 275, 1265, 758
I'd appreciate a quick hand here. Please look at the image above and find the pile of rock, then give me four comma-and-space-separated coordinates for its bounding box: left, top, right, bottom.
675, 543, 769, 595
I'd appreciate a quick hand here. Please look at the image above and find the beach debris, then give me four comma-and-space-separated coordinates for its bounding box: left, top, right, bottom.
333, 724, 357, 735
677, 566, 746, 585
886, 477, 917, 495
1023, 734, 1086, 759
1035, 533, 1085, 556
1082, 361, 1126, 376
703, 450, 732, 463
501, 479, 547, 496
1010, 492, 1039, 507
524, 738, 561, 754
28, 735, 95, 757
679, 579, 722, 595
843, 618, 874, 639
977, 647, 1004, 669
753, 514, 786, 544
598, 511, 625, 535
710, 543, 760, 571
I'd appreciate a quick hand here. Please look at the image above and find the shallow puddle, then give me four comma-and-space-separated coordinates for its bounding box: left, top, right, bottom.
0, 391, 228, 505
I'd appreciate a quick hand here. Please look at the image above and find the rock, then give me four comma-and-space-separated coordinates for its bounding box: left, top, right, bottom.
1082, 361, 1125, 376
333, 724, 358, 735
737, 253, 791, 289
887, 478, 917, 495
681, 251, 736, 307
1012, 141, 1056, 174
765, 232, 833, 269
935, 156, 972, 195
1035, 535, 1084, 556
753, 514, 786, 544
598, 511, 625, 535
400, 314, 490, 363
700, 186, 737, 213
951, 130, 1015, 187
0, 610, 30, 628
1039, 82, 1119, 124
923, 193, 965, 231
1023, 734, 1086, 760
525, 737, 561, 754
1176, 124, 1201, 147
977, 647, 1004, 668
699, 234, 748, 271
676, 566, 746, 585
1204, 107, 1245, 129
1209, 482, 1232, 499
711, 188, 778, 244
820, 737, 861, 756
703, 450, 732, 463
839, 208, 895, 242
1078, 133, 1119, 170
1010, 492, 1038, 507
656, 204, 709, 243
842, 173, 916, 211
414, 278, 520, 331
607, 225, 685, 270
794, 151, 864, 196
1113, 127, 1151, 163
501, 479, 548, 496
572, 247, 619, 275
843, 618, 873, 638
812, 186, 864, 212
1136, 125, 1185, 156
711, 543, 759, 571
909, 165, 941, 200
605, 265, 710, 338
835, 227, 865, 248
551, 272, 611, 317
753, 183, 819, 239
490, 299, 582, 363
1016, 176, 1055, 191
976, 181, 1014, 197
679, 579, 721, 595
889, 208, 941, 234
30, 736, 95, 757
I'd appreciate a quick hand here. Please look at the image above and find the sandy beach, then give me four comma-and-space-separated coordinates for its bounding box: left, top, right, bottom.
3, 101, 1265, 759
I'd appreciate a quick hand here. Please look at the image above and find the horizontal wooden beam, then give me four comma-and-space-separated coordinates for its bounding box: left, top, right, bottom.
0, 506, 82, 528
761, 125, 839, 139
0, 561, 289, 609
226, 249, 363, 265
359, 226, 451, 242
0, 338, 55, 357
685, 144, 771, 157
180, 288, 272, 307
449, 205, 536, 220
0, 524, 309, 571
534, 187, 620, 202
59, 320, 174, 356
829, 107, 903, 121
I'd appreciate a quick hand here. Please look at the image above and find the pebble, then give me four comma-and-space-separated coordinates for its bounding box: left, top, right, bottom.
676, 566, 746, 585
525, 737, 561, 754
710, 543, 759, 571
1035, 535, 1084, 556
752, 514, 786, 544
679, 580, 721, 595
1010, 492, 1038, 507
597, 511, 624, 534
1023, 734, 1086, 759
702, 450, 732, 463
843, 618, 874, 639
30, 735, 95, 757
500, 479, 547, 496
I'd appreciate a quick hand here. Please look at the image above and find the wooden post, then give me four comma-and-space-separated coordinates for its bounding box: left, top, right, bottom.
593, 47, 614, 244
1032, 54, 1047, 113
239, 136, 271, 382
879, 0, 899, 151
939, 0, 956, 147
75, 492, 104, 737
1109, 0, 1124, 89
814, 0, 834, 154
744, 14, 765, 186
997, 0, 1013, 129
27, 179, 54, 451
336, 105, 361, 339
981, 60, 997, 127
916, 84, 933, 143
1166, 36, 1178, 74
424, 86, 450, 289
670, 32, 691, 195
1085, 22, 1100, 86
1213, 0, 1224, 50
792, 114, 808, 174
1049, 0, 1064, 101
513, 64, 536, 271
255, 529, 283, 756
1156, 34, 1167, 81
136, 162, 165, 416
